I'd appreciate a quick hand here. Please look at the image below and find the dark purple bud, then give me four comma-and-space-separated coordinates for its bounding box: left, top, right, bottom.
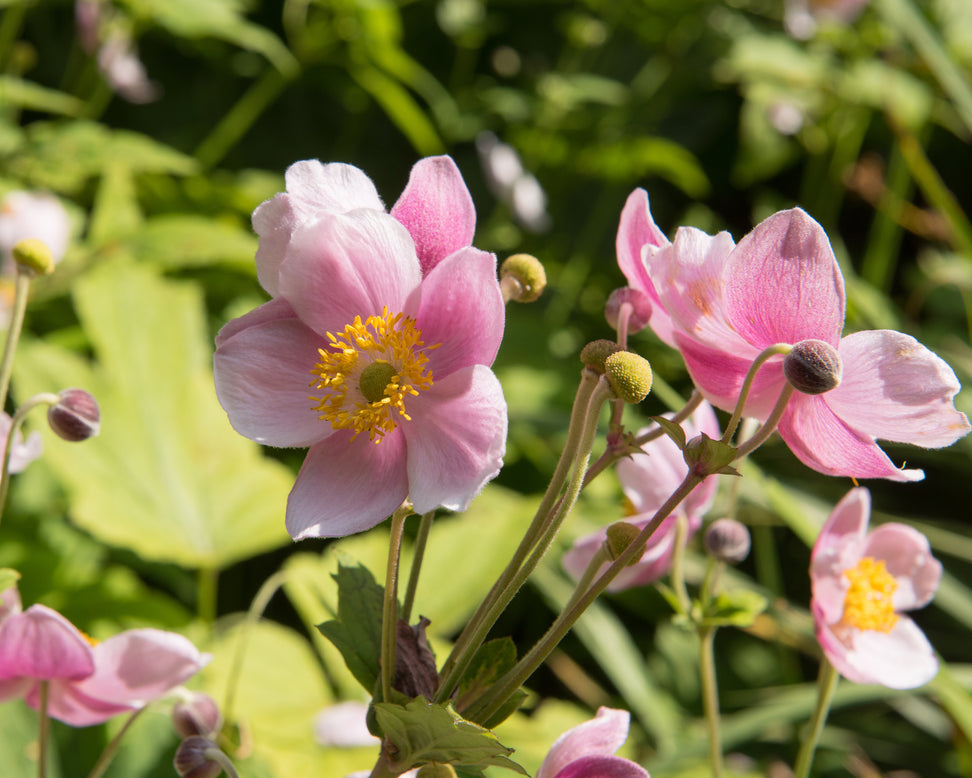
783, 339, 842, 395
172, 692, 222, 738
173, 737, 223, 778
704, 518, 751, 564
47, 388, 100, 441
605, 287, 652, 334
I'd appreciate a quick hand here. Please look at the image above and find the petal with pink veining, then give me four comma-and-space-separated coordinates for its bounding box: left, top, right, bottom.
215, 297, 295, 348
286, 430, 409, 539
0, 605, 94, 681
391, 156, 475, 276
27, 679, 133, 726
214, 315, 329, 448
726, 208, 844, 348
827, 330, 970, 448
555, 755, 650, 778
863, 524, 942, 611
537, 707, 631, 778
402, 365, 507, 515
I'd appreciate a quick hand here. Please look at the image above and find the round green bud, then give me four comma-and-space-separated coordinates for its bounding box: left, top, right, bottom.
604, 351, 653, 403
580, 339, 624, 373
359, 360, 397, 403
783, 339, 842, 395
500, 253, 546, 302
605, 521, 645, 565
11, 238, 55, 276
416, 765, 458, 778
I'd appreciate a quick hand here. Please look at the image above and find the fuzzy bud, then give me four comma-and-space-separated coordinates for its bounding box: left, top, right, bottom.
500, 253, 546, 302
416, 765, 458, 778
605, 521, 646, 565
580, 339, 624, 373
782, 339, 842, 395
604, 351, 653, 404
173, 737, 223, 778
605, 287, 652, 334
47, 389, 100, 442
172, 692, 222, 739
704, 518, 751, 564
11, 238, 55, 276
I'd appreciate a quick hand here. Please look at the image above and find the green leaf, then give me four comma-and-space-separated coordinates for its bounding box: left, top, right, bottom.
454, 638, 526, 727
649, 415, 687, 451
352, 66, 445, 156
316, 563, 386, 695
119, 215, 259, 271
0, 77, 83, 116
703, 589, 768, 628
575, 137, 710, 197
372, 698, 526, 774
14, 263, 291, 568
0, 568, 20, 595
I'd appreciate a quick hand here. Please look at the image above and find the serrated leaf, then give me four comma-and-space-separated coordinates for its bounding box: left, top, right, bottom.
13, 263, 291, 568
372, 698, 526, 774
454, 638, 518, 718
703, 589, 768, 628
649, 415, 687, 450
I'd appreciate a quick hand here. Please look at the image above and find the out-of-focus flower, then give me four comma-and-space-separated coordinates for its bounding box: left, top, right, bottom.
563, 403, 719, 591
172, 690, 222, 739
47, 388, 101, 442
215, 204, 507, 539
96, 32, 160, 104
784, 0, 870, 40
314, 700, 378, 747
0, 595, 210, 726
620, 202, 970, 481
0, 413, 43, 474
0, 191, 71, 274
536, 707, 649, 778
811, 488, 941, 688
252, 156, 476, 291
767, 101, 805, 136
476, 131, 551, 233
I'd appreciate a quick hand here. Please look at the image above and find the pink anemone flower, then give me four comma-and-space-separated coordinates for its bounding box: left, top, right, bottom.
810, 487, 941, 689
214, 208, 507, 539
252, 155, 476, 294
0, 596, 210, 726
617, 197, 970, 481
537, 707, 648, 778
0, 191, 71, 272
563, 403, 719, 591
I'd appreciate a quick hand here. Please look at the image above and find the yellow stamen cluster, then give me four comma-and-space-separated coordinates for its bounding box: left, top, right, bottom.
840, 556, 899, 633
310, 307, 436, 443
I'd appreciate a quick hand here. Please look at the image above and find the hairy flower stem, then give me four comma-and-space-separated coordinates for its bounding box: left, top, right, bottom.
380, 507, 411, 704
0, 392, 59, 528
435, 369, 602, 701
792, 660, 840, 778
700, 626, 724, 778
208, 747, 242, 778
669, 515, 692, 615
87, 708, 146, 778
37, 681, 49, 778
721, 343, 793, 445
401, 510, 435, 624
735, 385, 796, 460
0, 270, 33, 414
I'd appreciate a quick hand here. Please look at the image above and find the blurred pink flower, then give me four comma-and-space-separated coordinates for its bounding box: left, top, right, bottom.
811, 487, 941, 688
562, 403, 719, 591
314, 700, 378, 747
475, 131, 551, 233
0, 412, 43, 474
96, 33, 160, 104
536, 707, 648, 778
215, 207, 506, 539
785, 0, 870, 40
618, 201, 970, 481
252, 156, 476, 293
0, 191, 71, 273
0, 596, 210, 726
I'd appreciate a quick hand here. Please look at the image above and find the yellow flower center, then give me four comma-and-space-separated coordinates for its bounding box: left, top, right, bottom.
309, 307, 436, 443
840, 557, 899, 633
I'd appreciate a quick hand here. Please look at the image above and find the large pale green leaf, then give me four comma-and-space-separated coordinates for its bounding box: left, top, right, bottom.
14, 263, 291, 568
0, 77, 83, 116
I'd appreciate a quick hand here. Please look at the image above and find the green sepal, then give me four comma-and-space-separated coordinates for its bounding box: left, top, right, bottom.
683, 433, 738, 476
702, 589, 768, 628
649, 415, 687, 450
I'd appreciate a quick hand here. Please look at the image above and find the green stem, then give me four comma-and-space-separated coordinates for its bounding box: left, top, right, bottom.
380, 507, 410, 703
734, 384, 796, 460
0, 270, 33, 413
207, 746, 241, 778
37, 681, 49, 778
401, 510, 434, 625
198, 566, 219, 625
0, 392, 59, 528
0, 1, 27, 73
792, 660, 841, 778
670, 514, 692, 615
721, 343, 793, 445
87, 708, 146, 778
700, 627, 724, 778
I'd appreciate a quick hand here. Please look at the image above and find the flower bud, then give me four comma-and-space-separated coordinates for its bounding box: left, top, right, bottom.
11, 238, 55, 276
605, 287, 652, 334
47, 389, 100, 442
605, 521, 646, 565
172, 692, 222, 739
174, 737, 223, 778
416, 765, 458, 778
782, 339, 842, 395
580, 339, 623, 374
604, 351, 653, 404
499, 253, 546, 302
683, 433, 737, 477
704, 518, 751, 564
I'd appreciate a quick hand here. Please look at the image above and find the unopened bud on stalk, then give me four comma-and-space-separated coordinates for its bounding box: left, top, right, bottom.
173, 737, 224, 778
11, 238, 55, 276
47, 389, 100, 442
604, 351, 653, 404
704, 518, 751, 564
783, 339, 842, 395
605, 287, 652, 334
172, 692, 222, 739
605, 521, 645, 565
499, 253, 546, 302
416, 765, 458, 778
580, 339, 623, 373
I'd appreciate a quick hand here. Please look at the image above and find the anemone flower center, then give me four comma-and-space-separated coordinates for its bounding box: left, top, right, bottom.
840, 556, 899, 633
309, 307, 436, 443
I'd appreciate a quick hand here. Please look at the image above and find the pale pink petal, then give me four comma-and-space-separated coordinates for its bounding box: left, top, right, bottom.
0, 676, 30, 703
286, 431, 409, 539
214, 315, 331, 448
402, 365, 507, 515
863, 524, 942, 611
215, 297, 295, 348
278, 211, 421, 338
778, 394, 924, 482
0, 585, 21, 621
391, 156, 475, 276
27, 680, 134, 726
252, 194, 296, 296
555, 755, 649, 778
0, 191, 72, 269
314, 701, 379, 747
73, 629, 210, 706
827, 330, 971, 448
810, 488, 870, 625
537, 707, 631, 778
408, 247, 503, 378
726, 209, 844, 347
0, 605, 94, 681
841, 618, 938, 689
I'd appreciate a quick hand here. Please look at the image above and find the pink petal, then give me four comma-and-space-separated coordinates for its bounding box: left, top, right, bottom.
0, 677, 30, 703
0, 585, 21, 622
408, 247, 504, 378
862, 524, 941, 611
840, 617, 938, 689
554, 755, 649, 778
390, 156, 475, 276
537, 707, 631, 778
278, 210, 422, 338
314, 701, 379, 747
26, 680, 133, 727
73, 629, 210, 706
252, 193, 294, 295
0, 605, 94, 681
726, 209, 845, 348
827, 330, 971, 448
402, 365, 507, 515
811, 488, 870, 625
286, 430, 409, 539
778, 394, 924, 482
215, 296, 295, 348
214, 314, 332, 448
